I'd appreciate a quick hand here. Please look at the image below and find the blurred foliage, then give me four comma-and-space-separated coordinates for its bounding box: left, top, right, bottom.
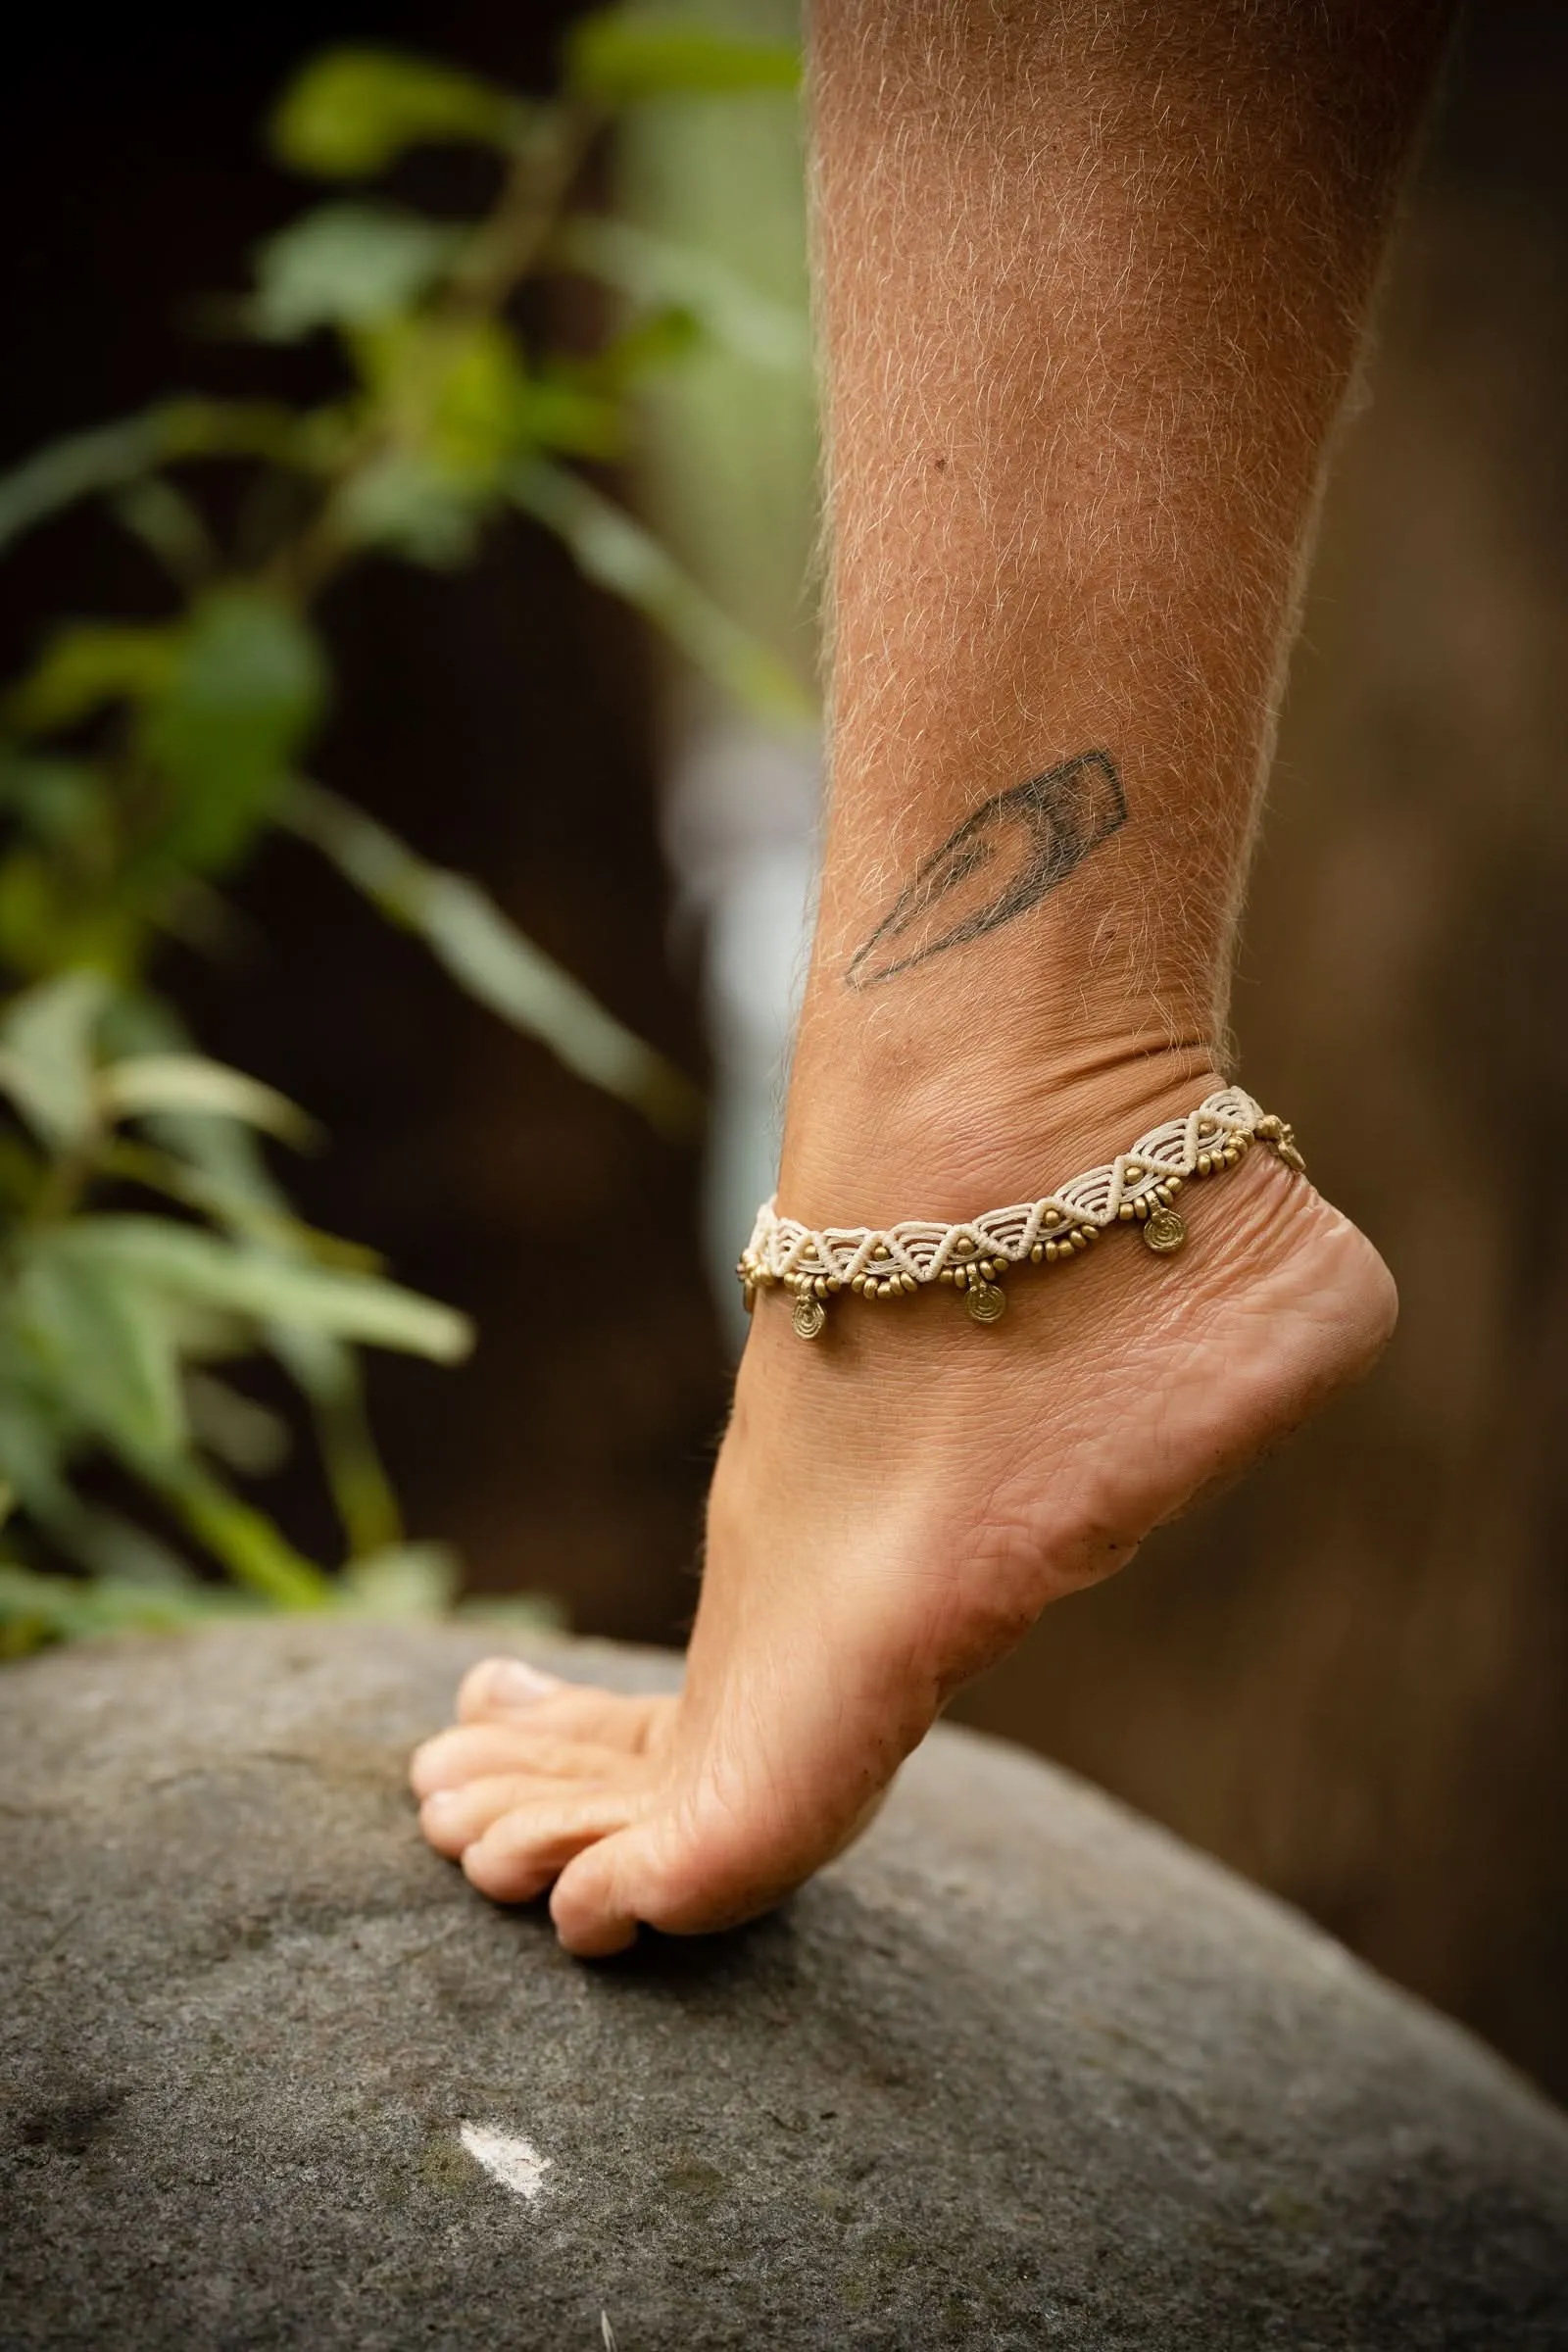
0, 7, 808, 1654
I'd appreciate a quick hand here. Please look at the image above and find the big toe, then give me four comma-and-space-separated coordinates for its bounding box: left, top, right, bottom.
548, 1802, 807, 1957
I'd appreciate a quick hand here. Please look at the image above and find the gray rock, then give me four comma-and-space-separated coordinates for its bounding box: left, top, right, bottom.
2, 1621, 1566, 2351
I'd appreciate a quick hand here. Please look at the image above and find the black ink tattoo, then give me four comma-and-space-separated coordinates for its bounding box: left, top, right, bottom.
846, 749, 1126, 989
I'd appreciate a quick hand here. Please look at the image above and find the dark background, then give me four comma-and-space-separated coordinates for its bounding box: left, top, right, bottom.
2, 3, 1565, 2098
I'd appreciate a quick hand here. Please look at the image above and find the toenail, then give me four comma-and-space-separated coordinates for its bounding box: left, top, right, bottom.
484, 1658, 560, 1707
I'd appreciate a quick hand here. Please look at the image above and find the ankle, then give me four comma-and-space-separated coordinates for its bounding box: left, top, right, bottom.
776, 1027, 1223, 1227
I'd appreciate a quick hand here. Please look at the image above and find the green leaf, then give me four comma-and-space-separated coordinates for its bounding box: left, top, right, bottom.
564, 12, 800, 103
183, 1369, 291, 1476
332, 451, 484, 568
427, 324, 543, 479
110, 477, 217, 586
94, 993, 407, 1566
0, 753, 107, 848
247, 203, 466, 340
0, 970, 108, 1149
98, 1054, 318, 1147
144, 590, 328, 874
100, 993, 299, 1207
510, 457, 811, 726
270, 1323, 401, 1557
0, 1352, 75, 1521
102, 1140, 371, 1269
554, 216, 808, 371
270, 48, 521, 178
154, 1463, 334, 1608
349, 317, 535, 485
6, 622, 175, 735
39, 1217, 473, 1361
0, 1563, 255, 1653
283, 782, 702, 1135
514, 373, 624, 460
43, 1506, 198, 1590
8, 1245, 186, 1460
341, 1540, 460, 1618
0, 401, 327, 560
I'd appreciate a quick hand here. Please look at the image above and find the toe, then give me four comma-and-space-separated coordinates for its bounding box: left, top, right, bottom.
456, 1655, 563, 1719
458, 1660, 665, 1754
410, 1723, 524, 1797
420, 1773, 566, 1859
461, 1790, 635, 1905
549, 1783, 839, 1956
411, 1722, 637, 1800
549, 1814, 744, 1955
548, 1832, 644, 1955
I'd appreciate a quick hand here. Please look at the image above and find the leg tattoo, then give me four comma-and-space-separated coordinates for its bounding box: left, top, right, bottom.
846, 750, 1127, 990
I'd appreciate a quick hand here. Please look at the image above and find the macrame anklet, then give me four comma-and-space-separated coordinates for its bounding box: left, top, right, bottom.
737, 1087, 1305, 1341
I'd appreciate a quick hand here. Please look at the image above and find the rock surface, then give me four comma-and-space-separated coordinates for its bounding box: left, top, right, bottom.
3, 1620, 1567, 2351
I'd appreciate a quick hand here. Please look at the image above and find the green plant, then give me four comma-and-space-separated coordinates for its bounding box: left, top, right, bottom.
0, 9, 808, 1654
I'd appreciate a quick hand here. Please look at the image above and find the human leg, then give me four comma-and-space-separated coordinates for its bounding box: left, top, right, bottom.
415, 0, 1452, 1951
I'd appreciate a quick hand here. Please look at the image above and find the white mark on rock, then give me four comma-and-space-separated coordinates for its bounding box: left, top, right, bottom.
459, 2122, 551, 2203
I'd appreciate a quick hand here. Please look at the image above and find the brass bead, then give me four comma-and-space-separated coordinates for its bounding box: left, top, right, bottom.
1044, 1210, 1061, 1228
813, 1276, 828, 1298
1030, 1244, 1044, 1263
939, 1267, 956, 1285
1197, 1154, 1211, 1176
1118, 1202, 1135, 1221
851, 1275, 866, 1294
1045, 1242, 1059, 1262
1134, 1200, 1150, 1220
872, 1243, 891, 1261
1165, 1177, 1183, 1196
901, 1272, 918, 1295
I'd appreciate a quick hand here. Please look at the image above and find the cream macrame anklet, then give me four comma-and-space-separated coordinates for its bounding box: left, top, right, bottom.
737, 1087, 1305, 1340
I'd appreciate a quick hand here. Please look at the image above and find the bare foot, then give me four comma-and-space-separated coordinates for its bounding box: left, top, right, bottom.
411, 1056, 1396, 1955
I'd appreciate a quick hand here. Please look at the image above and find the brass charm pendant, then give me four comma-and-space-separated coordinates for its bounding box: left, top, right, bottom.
1142, 1206, 1187, 1255
792, 1293, 827, 1340
964, 1280, 1006, 1325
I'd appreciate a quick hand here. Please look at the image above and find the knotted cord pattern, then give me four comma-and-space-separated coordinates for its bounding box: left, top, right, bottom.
742, 1088, 1299, 1295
